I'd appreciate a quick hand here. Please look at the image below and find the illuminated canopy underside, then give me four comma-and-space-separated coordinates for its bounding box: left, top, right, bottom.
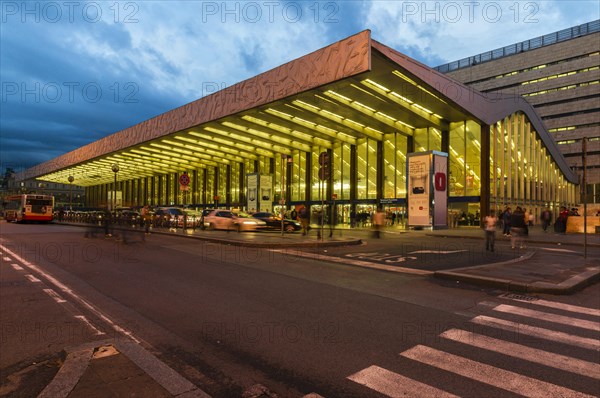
25, 30, 578, 186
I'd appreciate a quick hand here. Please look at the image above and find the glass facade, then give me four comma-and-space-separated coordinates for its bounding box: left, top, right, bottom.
84, 111, 577, 225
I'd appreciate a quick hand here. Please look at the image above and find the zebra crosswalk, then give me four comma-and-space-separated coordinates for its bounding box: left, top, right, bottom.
347, 295, 600, 397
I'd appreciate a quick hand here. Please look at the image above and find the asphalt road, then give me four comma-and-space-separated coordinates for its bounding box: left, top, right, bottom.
1, 222, 598, 397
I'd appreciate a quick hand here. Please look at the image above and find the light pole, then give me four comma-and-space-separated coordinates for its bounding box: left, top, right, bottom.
68, 175, 74, 210
111, 164, 119, 214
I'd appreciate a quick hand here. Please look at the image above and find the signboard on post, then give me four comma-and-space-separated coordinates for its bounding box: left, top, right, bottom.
407, 151, 448, 229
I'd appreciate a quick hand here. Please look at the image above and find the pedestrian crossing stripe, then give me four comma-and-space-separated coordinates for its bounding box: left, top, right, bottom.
471, 315, 600, 350
348, 300, 599, 397
493, 304, 600, 331
400, 345, 595, 398
502, 296, 600, 317
348, 365, 460, 398
440, 329, 600, 378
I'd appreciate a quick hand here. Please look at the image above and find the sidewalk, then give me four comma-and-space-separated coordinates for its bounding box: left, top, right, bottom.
424, 227, 600, 294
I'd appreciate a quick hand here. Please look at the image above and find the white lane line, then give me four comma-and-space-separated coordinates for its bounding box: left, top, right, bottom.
471, 315, 600, 351
502, 297, 600, 317
11, 263, 24, 271
440, 329, 600, 379
347, 365, 459, 398
0, 244, 140, 344
408, 250, 467, 254
3, 256, 12, 261
269, 249, 432, 275
74, 315, 106, 336
540, 247, 579, 253
25, 274, 42, 283
43, 288, 67, 303
493, 304, 600, 332
400, 345, 595, 398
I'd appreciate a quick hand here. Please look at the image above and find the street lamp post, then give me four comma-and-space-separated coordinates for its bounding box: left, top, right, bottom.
68, 175, 74, 211
111, 164, 119, 214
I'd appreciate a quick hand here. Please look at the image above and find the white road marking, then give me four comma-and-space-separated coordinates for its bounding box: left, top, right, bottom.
400, 345, 595, 398
440, 329, 600, 378
3, 256, 12, 261
408, 250, 467, 254
493, 304, 600, 332
471, 315, 600, 350
0, 244, 141, 344
347, 365, 459, 398
540, 247, 579, 253
268, 248, 432, 275
25, 274, 42, 283
74, 315, 106, 336
43, 288, 67, 303
502, 297, 600, 317
11, 263, 24, 271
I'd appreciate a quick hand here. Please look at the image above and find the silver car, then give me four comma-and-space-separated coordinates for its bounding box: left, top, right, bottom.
203, 210, 266, 231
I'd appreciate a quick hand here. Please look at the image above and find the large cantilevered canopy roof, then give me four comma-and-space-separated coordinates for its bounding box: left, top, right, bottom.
23, 30, 578, 186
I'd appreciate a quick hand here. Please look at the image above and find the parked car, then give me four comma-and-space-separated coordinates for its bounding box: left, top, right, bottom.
203, 210, 266, 231
250, 212, 301, 232
154, 207, 185, 228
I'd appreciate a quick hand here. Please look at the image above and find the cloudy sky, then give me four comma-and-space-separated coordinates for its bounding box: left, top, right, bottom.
1, 1, 598, 171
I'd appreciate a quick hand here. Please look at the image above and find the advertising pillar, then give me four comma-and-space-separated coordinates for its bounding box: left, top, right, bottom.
407, 151, 448, 229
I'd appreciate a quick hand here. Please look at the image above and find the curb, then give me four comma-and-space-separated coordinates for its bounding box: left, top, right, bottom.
434, 251, 600, 294
426, 232, 600, 247
38, 339, 211, 398
56, 222, 363, 248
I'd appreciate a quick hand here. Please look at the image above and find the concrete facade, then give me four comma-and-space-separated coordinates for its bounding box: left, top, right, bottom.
439, 20, 600, 203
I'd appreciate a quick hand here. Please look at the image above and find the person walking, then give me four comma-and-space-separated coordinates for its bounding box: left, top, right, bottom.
541, 208, 552, 232
299, 206, 310, 236
141, 204, 151, 235
484, 210, 498, 252
510, 206, 527, 249
372, 208, 385, 238
502, 206, 512, 236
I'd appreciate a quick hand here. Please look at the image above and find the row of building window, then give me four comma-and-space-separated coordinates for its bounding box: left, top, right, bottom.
468, 51, 599, 85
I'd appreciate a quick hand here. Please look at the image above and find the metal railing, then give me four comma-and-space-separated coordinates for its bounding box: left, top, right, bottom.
435, 20, 600, 73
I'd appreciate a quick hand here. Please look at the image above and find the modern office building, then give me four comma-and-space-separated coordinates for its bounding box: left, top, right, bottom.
19, 30, 578, 225
437, 20, 600, 204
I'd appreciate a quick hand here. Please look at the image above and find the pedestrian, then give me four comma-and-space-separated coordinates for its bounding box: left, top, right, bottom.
541, 208, 552, 232
502, 206, 512, 236
290, 208, 298, 221
372, 208, 385, 238
555, 206, 569, 233
299, 206, 310, 236
484, 210, 498, 252
510, 206, 527, 249
141, 204, 151, 234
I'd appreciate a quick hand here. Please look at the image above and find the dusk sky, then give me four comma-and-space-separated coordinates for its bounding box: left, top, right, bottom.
1, 1, 598, 172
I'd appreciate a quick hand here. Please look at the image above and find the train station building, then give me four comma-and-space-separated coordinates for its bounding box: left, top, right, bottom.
20, 30, 579, 225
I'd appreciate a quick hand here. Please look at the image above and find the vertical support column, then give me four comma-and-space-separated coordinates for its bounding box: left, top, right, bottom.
158, 175, 164, 205
326, 148, 333, 203
376, 140, 384, 206
202, 169, 208, 206
226, 164, 232, 207
350, 145, 357, 211
305, 151, 312, 204
214, 167, 219, 206
285, 156, 292, 205
239, 163, 245, 208
481, 124, 491, 221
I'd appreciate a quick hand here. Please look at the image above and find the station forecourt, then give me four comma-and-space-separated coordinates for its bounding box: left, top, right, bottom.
19, 30, 580, 227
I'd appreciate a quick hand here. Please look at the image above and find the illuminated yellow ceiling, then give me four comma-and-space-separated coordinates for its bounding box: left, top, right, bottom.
37, 51, 471, 187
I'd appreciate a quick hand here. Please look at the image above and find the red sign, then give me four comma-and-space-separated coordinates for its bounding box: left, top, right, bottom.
179, 173, 190, 186
332, 193, 338, 200
434, 172, 446, 191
